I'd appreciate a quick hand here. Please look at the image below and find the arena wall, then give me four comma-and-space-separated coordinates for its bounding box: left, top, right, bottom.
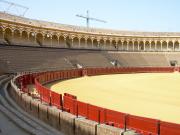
10, 67, 180, 135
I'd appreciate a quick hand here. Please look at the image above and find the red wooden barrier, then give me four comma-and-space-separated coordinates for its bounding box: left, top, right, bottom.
74, 70, 79, 77
51, 91, 62, 109
64, 71, 68, 79
87, 104, 102, 123
69, 70, 73, 77
82, 69, 88, 76
42, 87, 51, 104
104, 109, 126, 128
64, 93, 77, 99
77, 101, 88, 117
35, 79, 41, 94
126, 115, 159, 135
20, 67, 180, 135
160, 121, 180, 135
60, 71, 63, 79
63, 96, 77, 114
67, 71, 71, 79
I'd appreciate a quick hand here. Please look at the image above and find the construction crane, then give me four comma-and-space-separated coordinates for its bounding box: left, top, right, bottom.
76, 10, 107, 28
0, 0, 29, 16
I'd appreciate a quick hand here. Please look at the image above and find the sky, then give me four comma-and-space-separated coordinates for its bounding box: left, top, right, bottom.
0, 0, 180, 32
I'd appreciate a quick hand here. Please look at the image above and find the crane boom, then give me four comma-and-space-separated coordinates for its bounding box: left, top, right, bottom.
88, 17, 107, 23
76, 10, 107, 28
0, 0, 29, 16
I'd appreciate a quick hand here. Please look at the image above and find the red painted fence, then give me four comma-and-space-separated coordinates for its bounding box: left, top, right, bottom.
17, 67, 180, 135
160, 121, 180, 135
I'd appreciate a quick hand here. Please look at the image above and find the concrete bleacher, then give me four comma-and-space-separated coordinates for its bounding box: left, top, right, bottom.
0, 45, 74, 73
0, 45, 113, 73
67, 52, 113, 68
1, 44, 180, 73
108, 51, 179, 67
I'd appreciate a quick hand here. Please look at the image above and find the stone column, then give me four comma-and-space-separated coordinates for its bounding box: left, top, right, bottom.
137, 41, 140, 51
149, 41, 152, 51
71, 38, 74, 48
97, 40, 100, 49
110, 40, 112, 50
116, 41, 118, 50
11, 30, 14, 42
34, 33, 36, 45
155, 41, 157, 51
19, 31, 22, 40
50, 36, 52, 47
91, 39, 94, 48
132, 41, 135, 51
143, 41, 146, 51
122, 41, 124, 50
42, 35, 45, 46
78, 38, 81, 48
160, 41, 162, 51
127, 41, 129, 51
64, 37, 67, 48
2, 30, 5, 39
57, 36, 60, 47
173, 41, 175, 51
103, 40, 106, 50
27, 32, 30, 44
85, 38, 87, 47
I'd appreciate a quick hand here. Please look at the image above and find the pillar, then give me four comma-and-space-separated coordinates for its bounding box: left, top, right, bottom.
57, 36, 60, 47
50, 36, 52, 47
85, 39, 87, 47
19, 31, 22, 39
34, 33, 36, 44
97, 41, 100, 49
91, 39, 94, 48
64, 37, 67, 48
143, 41, 146, 51
122, 41, 124, 50
78, 38, 81, 48
104, 40, 106, 50
131, 41, 134, 51
137, 42, 140, 51
71, 39, 74, 47
160, 41, 162, 51
149, 41, 152, 51
155, 41, 157, 51
110, 40, 112, 50
42, 35, 45, 46
116, 42, 118, 51
11, 30, 14, 42
127, 41, 129, 51
2, 30, 5, 39
27, 32, 30, 44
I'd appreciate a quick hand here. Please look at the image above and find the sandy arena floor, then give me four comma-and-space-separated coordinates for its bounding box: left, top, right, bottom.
46, 73, 180, 124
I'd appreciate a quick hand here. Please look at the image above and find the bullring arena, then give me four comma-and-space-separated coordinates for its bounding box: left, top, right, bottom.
47, 72, 180, 124
0, 10, 180, 135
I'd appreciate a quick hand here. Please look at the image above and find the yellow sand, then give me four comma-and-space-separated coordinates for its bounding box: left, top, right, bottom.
46, 73, 180, 124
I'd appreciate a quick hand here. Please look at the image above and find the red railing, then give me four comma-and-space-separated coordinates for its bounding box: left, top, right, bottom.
16, 67, 180, 135
160, 121, 180, 135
